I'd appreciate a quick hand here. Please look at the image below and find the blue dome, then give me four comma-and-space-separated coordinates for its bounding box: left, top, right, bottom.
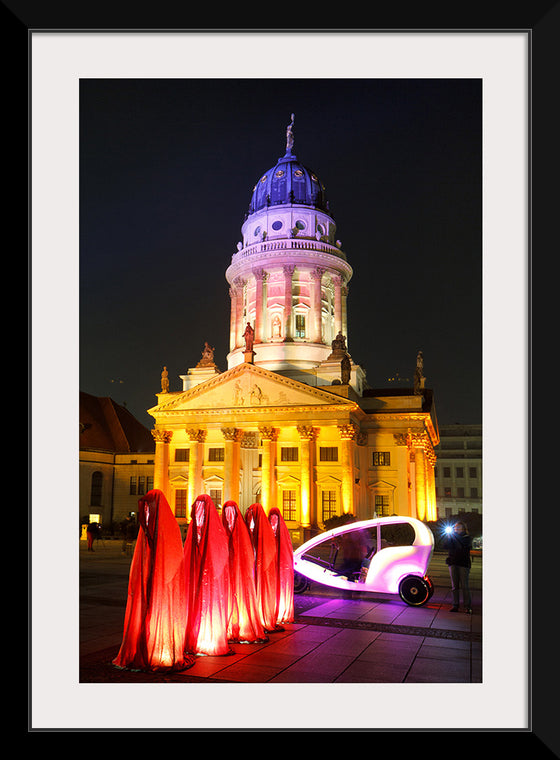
248, 148, 329, 216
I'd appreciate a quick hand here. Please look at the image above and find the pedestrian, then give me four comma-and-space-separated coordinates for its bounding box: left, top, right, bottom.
245, 502, 280, 632
268, 506, 295, 625
445, 520, 473, 613
222, 500, 267, 644
86, 521, 98, 551
183, 494, 232, 656
113, 489, 195, 673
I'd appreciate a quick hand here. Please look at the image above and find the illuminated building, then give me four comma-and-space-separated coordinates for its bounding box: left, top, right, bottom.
434, 424, 482, 518
79, 392, 155, 531
149, 118, 439, 540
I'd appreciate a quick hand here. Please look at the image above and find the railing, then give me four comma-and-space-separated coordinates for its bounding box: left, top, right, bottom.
231, 238, 347, 263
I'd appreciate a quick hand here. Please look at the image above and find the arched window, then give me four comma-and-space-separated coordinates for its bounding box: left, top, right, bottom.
90, 471, 103, 507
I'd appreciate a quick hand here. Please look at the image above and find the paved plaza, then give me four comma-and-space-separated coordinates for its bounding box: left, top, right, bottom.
79, 538, 482, 684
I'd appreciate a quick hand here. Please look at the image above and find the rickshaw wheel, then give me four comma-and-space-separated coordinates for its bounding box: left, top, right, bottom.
398, 575, 431, 606
294, 571, 310, 594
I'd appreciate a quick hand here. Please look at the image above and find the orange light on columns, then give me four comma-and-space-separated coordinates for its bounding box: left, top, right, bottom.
338, 423, 358, 515
414, 446, 427, 522
297, 425, 317, 527
187, 428, 207, 508
152, 429, 172, 501
259, 426, 278, 513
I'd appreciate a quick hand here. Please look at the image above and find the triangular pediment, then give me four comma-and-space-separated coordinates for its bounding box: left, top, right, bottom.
149, 362, 357, 416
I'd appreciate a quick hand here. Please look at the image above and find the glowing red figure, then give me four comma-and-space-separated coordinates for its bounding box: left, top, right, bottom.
268, 506, 295, 624
113, 489, 195, 673
221, 500, 268, 644
183, 494, 231, 656
244, 502, 279, 632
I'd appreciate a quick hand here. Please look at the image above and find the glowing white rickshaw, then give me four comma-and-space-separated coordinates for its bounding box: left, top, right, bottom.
293, 516, 435, 606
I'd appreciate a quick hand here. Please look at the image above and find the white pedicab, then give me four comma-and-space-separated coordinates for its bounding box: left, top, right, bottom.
293, 515, 435, 606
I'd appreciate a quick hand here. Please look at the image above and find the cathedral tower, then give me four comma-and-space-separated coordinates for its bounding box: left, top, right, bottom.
225, 116, 359, 389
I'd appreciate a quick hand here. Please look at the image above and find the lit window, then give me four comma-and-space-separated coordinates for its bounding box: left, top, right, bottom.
208, 448, 225, 462
295, 314, 306, 338
321, 490, 337, 521
319, 446, 338, 462
175, 490, 188, 518
209, 489, 222, 508
282, 490, 297, 521
375, 495, 390, 516
372, 451, 391, 466
280, 447, 298, 462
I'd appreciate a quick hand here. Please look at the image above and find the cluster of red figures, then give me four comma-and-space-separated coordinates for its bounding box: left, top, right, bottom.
113, 489, 295, 673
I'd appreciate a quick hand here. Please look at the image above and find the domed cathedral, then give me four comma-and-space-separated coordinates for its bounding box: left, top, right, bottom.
148, 116, 439, 542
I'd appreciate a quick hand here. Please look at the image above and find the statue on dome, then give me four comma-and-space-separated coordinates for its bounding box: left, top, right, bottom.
243, 322, 255, 352
331, 331, 347, 354
414, 350, 425, 394
160, 366, 169, 393
197, 342, 217, 368
286, 113, 295, 153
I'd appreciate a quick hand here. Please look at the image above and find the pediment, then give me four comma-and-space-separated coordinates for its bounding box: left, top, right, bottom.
149, 362, 357, 415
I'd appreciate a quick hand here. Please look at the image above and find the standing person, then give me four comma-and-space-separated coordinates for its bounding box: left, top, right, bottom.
222, 500, 268, 644
445, 521, 473, 613
244, 502, 279, 632
113, 489, 195, 673
86, 521, 98, 551
183, 494, 232, 656
268, 507, 295, 625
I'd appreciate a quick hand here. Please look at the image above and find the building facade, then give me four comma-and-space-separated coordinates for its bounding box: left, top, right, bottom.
79, 392, 155, 532
434, 424, 482, 518
149, 118, 439, 540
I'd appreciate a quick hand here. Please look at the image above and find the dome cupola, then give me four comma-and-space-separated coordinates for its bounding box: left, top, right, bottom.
248, 115, 329, 215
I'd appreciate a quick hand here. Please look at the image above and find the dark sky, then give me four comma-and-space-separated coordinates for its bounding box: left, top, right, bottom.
79, 78, 481, 430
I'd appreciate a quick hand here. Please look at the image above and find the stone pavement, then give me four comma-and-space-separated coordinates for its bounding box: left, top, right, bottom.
79, 538, 482, 684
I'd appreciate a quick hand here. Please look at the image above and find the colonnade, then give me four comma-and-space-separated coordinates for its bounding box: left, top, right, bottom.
228, 266, 348, 351
152, 424, 438, 525
152, 421, 360, 525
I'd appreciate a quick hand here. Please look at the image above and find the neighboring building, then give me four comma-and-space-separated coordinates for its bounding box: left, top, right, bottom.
148, 118, 440, 542
434, 424, 482, 518
79, 391, 155, 531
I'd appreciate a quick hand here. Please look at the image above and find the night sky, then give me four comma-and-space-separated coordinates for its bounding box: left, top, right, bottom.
79, 78, 482, 430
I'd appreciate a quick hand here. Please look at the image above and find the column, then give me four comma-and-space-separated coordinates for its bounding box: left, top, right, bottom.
186, 428, 206, 509
253, 269, 267, 344
338, 423, 358, 515
332, 274, 343, 336
229, 286, 237, 351
297, 425, 318, 528
341, 283, 349, 346
152, 430, 172, 501
259, 426, 278, 513
282, 265, 295, 341
414, 446, 427, 522
221, 427, 242, 504
310, 267, 325, 343
234, 277, 245, 349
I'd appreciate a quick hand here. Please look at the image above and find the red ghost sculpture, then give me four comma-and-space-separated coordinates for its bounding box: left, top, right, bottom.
113, 489, 195, 673
221, 500, 268, 644
183, 494, 231, 656
268, 506, 295, 625
244, 502, 280, 632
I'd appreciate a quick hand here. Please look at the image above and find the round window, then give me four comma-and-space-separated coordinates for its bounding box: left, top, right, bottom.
272, 220, 283, 231
254, 226, 261, 237
295, 220, 306, 230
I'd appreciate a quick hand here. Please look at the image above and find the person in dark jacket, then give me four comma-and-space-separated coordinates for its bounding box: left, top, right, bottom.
445, 521, 472, 613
